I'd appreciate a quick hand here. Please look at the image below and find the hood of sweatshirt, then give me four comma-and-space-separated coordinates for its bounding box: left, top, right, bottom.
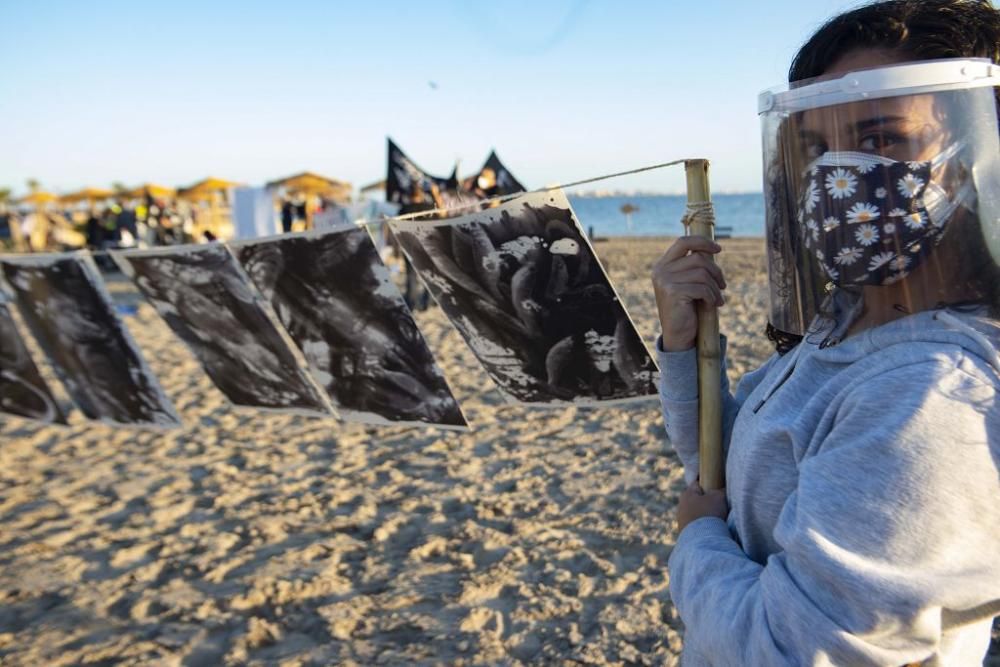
746, 307, 1000, 413
804, 306, 1000, 377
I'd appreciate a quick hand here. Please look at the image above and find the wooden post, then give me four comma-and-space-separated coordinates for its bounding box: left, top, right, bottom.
684, 159, 724, 491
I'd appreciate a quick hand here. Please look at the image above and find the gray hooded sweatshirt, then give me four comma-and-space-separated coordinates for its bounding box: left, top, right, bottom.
658, 308, 1000, 666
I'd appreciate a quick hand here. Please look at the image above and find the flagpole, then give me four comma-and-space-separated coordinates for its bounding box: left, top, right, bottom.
684, 159, 724, 491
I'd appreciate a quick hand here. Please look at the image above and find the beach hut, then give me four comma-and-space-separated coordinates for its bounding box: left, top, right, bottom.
360, 179, 386, 195
266, 171, 352, 229
177, 177, 241, 240
266, 171, 351, 201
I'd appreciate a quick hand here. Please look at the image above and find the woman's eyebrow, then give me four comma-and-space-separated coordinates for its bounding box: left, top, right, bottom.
853, 115, 907, 132
796, 129, 827, 145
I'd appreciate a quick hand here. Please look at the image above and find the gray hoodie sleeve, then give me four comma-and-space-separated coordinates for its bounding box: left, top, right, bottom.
657, 336, 778, 484
667, 358, 1000, 666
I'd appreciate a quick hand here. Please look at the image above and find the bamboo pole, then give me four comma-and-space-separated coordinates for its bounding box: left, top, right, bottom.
684, 159, 724, 491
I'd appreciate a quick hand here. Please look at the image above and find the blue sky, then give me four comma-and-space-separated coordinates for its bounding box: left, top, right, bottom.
0, 0, 864, 196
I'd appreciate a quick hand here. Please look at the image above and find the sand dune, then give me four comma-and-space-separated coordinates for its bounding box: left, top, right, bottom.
1, 237, 996, 665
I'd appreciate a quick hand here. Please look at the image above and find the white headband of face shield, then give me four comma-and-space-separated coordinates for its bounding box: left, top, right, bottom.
759, 58, 1000, 114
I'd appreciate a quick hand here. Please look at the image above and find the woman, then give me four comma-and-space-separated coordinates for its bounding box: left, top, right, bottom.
652, 1, 1000, 664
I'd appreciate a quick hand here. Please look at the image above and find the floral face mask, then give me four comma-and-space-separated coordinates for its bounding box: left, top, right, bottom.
797, 145, 971, 287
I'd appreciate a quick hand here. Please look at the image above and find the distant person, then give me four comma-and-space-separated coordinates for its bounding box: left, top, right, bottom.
101, 206, 121, 246
472, 167, 498, 199
118, 204, 138, 240
281, 199, 294, 234
85, 211, 103, 249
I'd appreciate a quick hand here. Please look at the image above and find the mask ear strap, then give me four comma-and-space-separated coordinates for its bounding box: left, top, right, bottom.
818, 288, 866, 348
930, 139, 966, 170
926, 178, 977, 226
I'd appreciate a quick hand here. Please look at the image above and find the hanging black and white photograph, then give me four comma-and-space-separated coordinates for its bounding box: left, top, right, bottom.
233, 226, 468, 429
389, 190, 659, 406
0, 301, 67, 424
0, 253, 180, 427
112, 244, 333, 417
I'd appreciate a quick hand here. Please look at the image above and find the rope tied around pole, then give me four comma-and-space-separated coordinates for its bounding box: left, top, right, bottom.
682, 201, 716, 236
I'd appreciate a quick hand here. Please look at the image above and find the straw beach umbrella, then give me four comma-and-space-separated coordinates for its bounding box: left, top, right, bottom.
124, 183, 176, 200
620, 203, 638, 231
58, 187, 114, 204
18, 191, 57, 206
176, 177, 241, 202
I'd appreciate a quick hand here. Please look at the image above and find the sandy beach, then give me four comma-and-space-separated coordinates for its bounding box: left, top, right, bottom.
1, 236, 996, 666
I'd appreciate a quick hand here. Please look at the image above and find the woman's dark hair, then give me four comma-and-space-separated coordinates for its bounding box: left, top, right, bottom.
791, 0, 1000, 82
768, 0, 1000, 354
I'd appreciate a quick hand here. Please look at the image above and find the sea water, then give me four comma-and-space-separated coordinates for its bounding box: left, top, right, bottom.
568, 193, 764, 238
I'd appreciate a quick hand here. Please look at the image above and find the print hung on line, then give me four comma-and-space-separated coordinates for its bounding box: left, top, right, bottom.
112, 244, 333, 417
0, 253, 180, 427
389, 189, 659, 406
233, 226, 468, 429
0, 301, 67, 424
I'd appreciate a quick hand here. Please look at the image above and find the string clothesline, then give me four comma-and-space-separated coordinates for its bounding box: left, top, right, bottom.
22, 158, 701, 259
360, 157, 694, 226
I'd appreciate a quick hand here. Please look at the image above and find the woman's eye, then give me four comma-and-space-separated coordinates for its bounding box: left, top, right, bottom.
858, 132, 902, 152
805, 141, 828, 160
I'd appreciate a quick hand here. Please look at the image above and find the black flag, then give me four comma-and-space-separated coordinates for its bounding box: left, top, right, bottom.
385, 138, 455, 207
469, 150, 527, 197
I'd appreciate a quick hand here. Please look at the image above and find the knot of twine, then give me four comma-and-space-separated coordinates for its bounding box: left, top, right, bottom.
682, 201, 716, 234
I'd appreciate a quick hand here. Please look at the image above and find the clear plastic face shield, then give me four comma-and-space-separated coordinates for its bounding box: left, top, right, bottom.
759, 59, 1000, 336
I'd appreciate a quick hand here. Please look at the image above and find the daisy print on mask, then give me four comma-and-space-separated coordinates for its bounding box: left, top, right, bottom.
889, 255, 912, 272
897, 173, 925, 199
854, 223, 879, 246
846, 202, 880, 224
797, 154, 950, 287
905, 211, 927, 230
804, 180, 820, 213
825, 168, 858, 199
868, 251, 897, 272
835, 247, 863, 266
806, 218, 819, 243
